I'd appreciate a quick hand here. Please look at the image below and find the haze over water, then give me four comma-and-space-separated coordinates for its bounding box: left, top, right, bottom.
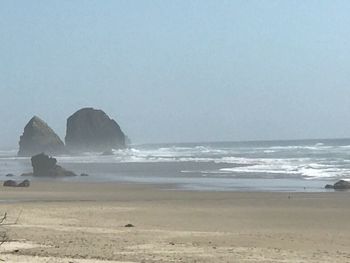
1, 1, 350, 192
1, 1, 350, 148
2, 2, 350, 263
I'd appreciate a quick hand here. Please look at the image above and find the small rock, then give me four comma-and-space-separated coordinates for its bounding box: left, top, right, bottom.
325, 180, 350, 190
124, 224, 135, 227
334, 180, 350, 190
3, 180, 17, 187
3, 179, 30, 187
17, 180, 30, 187
5, 173, 14, 177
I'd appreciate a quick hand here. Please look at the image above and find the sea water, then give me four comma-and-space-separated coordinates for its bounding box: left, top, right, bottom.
1, 138, 350, 192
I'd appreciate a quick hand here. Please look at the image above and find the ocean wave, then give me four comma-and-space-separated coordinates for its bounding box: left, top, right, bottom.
217, 159, 350, 179
1, 141, 350, 181
263, 150, 276, 153
220, 164, 300, 175
268, 145, 334, 151
339, 145, 350, 149
28, 146, 350, 181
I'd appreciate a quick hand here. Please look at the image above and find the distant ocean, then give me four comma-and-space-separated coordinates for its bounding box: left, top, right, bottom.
1, 138, 350, 192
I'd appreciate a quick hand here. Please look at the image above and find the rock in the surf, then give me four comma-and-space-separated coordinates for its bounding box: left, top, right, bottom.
18, 116, 65, 156
65, 108, 126, 152
31, 153, 77, 177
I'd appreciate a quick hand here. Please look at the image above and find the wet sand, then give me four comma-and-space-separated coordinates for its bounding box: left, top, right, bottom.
0, 181, 349, 262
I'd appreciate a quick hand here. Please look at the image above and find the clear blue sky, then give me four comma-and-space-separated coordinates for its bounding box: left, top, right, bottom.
1, 0, 350, 148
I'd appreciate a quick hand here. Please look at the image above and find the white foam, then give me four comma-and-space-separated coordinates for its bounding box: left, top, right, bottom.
263, 150, 276, 153
218, 158, 350, 179
2, 142, 350, 181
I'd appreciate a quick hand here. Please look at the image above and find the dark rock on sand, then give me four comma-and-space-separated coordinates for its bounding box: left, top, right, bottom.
3, 180, 30, 187
124, 224, 135, 227
17, 180, 30, 187
333, 180, 350, 190
65, 108, 126, 152
31, 153, 77, 177
18, 116, 65, 157
3, 180, 17, 187
325, 180, 350, 190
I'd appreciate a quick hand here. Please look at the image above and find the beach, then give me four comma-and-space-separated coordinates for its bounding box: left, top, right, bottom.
2, 0, 350, 261
0, 181, 349, 262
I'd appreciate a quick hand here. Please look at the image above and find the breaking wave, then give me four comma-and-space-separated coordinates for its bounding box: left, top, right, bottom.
1, 139, 350, 184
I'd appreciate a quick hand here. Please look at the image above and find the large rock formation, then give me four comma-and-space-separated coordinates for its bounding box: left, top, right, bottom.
30, 153, 77, 177
18, 116, 65, 156
65, 108, 126, 152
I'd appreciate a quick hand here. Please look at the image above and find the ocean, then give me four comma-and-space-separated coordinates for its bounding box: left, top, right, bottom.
1, 138, 350, 192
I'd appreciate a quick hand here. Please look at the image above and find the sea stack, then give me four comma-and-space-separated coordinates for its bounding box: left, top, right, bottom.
65, 108, 126, 152
18, 116, 65, 156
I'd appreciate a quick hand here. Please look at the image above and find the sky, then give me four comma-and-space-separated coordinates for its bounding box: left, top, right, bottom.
1, 0, 350, 148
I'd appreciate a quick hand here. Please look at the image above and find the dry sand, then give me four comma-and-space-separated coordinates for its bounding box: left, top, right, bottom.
0, 181, 349, 262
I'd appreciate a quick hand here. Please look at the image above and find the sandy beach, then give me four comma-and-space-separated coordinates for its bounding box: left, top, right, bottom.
0, 181, 349, 262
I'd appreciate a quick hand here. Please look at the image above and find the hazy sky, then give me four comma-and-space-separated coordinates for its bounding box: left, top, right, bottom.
1, 0, 350, 148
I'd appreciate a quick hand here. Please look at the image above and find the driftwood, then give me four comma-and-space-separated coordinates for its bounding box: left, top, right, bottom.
0, 213, 9, 246
0, 211, 22, 247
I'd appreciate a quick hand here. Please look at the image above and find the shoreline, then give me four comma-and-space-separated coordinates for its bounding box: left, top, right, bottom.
0, 178, 338, 199
1, 173, 336, 193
